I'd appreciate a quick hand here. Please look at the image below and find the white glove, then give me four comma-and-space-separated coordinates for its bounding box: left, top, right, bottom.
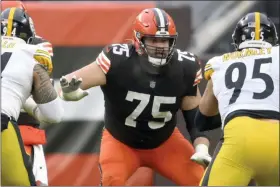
59, 75, 89, 101
190, 144, 212, 168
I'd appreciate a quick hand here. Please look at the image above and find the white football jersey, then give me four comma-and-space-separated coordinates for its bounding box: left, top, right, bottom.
205, 46, 279, 127
1, 36, 51, 120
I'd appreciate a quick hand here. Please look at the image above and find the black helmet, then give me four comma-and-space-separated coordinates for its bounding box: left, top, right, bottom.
232, 12, 278, 50
1, 7, 36, 43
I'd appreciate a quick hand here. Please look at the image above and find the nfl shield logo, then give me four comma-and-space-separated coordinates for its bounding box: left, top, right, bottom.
150, 81, 156, 88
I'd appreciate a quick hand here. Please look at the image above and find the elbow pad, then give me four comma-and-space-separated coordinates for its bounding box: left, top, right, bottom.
182, 107, 209, 143
35, 97, 64, 124
195, 109, 222, 131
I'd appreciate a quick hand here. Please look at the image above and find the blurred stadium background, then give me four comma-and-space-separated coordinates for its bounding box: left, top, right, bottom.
3, 1, 279, 185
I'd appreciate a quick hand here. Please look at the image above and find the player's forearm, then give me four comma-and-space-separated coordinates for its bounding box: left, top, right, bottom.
34, 98, 63, 124
198, 80, 219, 116
193, 137, 210, 156
182, 107, 210, 143
193, 137, 210, 147
23, 97, 64, 124
32, 64, 57, 104
64, 62, 106, 90
195, 109, 222, 131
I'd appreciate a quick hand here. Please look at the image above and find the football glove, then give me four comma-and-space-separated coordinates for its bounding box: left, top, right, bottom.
59, 75, 89, 101
190, 144, 212, 168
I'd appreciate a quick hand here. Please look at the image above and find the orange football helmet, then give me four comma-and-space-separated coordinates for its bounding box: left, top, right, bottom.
132, 8, 178, 66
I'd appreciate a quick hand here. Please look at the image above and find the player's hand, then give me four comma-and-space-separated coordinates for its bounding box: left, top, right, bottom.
190, 144, 212, 168
191, 152, 212, 168
59, 75, 89, 101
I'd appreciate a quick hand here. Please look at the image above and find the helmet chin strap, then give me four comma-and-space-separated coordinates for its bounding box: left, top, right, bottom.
148, 56, 167, 66
239, 40, 272, 49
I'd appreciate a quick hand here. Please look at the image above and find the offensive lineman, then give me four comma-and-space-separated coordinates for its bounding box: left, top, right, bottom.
195, 12, 279, 186
1, 7, 63, 186
59, 8, 212, 186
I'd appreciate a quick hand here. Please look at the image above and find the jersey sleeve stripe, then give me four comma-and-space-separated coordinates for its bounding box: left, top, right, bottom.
42, 48, 53, 56
97, 53, 110, 69
101, 51, 111, 65
48, 50, 54, 57
204, 67, 213, 74
34, 53, 51, 60
193, 69, 202, 86
204, 64, 212, 71
42, 43, 53, 56
42, 43, 52, 47
205, 64, 211, 68
100, 55, 110, 68
96, 57, 109, 74
195, 69, 202, 78
193, 79, 201, 86
95, 51, 111, 74
204, 69, 214, 80
34, 49, 51, 57
37, 42, 54, 56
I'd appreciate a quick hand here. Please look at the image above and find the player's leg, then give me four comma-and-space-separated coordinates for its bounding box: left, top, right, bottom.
149, 127, 204, 186
246, 119, 279, 186
1, 115, 36, 186
200, 117, 254, 186
125, 167, 154, 186
99, 129, 141, 186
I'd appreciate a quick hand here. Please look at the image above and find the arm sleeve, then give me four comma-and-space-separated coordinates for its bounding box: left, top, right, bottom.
194, 108, 222, 131
23, 96, 64, 124
182, 107, 209, 143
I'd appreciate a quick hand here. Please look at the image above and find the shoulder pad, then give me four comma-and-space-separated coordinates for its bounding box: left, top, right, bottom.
96, 43, 134, 74
204, 56, 221, 80
174, 49, 202, 86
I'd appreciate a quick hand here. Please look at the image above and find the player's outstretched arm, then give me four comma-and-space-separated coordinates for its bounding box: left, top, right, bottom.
181, 87, 211, 167
24, 64, 64, 124
194, 79, 221, 132
59, 60, 106, 101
